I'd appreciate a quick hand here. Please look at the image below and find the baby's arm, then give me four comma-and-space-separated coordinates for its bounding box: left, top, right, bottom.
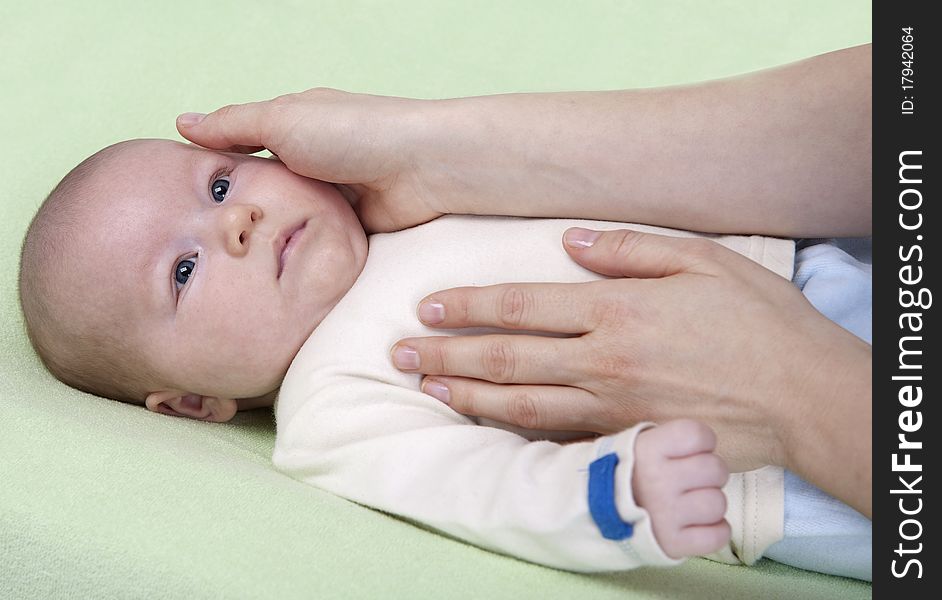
274, 379, 728, 571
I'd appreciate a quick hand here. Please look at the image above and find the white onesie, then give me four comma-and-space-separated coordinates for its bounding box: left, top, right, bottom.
273, 216, 793, 572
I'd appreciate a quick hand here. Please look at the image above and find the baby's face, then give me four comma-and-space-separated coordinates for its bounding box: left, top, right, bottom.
75, 140, 367, 409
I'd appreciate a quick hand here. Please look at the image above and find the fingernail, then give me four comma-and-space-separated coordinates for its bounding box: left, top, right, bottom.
392, 345, 420, 370
418, 300, 445, 325
178, 112, 206, 127
422, 379, 451, 404
564, 228, 602, 248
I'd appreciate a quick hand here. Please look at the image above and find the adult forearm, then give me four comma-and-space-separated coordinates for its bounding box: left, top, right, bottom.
421, 45, 871, 237
775, 334, 873, 518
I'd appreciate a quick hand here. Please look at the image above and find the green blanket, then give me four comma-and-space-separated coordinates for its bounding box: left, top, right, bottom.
1, 1, 871, 598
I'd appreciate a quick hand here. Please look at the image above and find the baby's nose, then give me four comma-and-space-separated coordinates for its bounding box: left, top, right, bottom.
223, 204, 263, 256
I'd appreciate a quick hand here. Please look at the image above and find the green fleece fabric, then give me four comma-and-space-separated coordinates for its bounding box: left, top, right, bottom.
1, 1, 871, 598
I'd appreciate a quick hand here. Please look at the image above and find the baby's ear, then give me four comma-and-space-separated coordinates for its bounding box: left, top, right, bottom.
144, 390, 238, 423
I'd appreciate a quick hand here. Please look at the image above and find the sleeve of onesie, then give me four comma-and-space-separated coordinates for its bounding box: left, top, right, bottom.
705, 466, 785, 566
272, 377, 681, 572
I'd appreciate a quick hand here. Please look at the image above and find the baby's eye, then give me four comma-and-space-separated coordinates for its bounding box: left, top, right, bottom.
211, 177, 230, 203
174, 257, 196, 289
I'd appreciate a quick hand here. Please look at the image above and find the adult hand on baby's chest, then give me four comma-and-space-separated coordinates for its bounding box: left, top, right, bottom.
389, 227, 866, 472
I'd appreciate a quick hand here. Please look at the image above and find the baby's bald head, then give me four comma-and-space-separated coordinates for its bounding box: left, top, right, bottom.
19, 138, 368, 418
19, 140, 157, 402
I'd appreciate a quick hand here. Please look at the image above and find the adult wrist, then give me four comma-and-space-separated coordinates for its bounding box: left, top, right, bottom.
407, 95, 497, 216
771, 324, 872, 514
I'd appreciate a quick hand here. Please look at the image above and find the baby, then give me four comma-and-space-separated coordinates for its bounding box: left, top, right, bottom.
19, 139, 868, 576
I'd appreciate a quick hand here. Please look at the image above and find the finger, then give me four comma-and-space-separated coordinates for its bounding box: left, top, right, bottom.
670, 521, 731, 557
420, 377, 609, 433
562, 227, 723, 278
674, 488, 728, 527
391, 334, 582, 385
184, 139, 266, 155
673, 453, 730, 492
416, 283, 594, 333
650, 419, 718, 459
176, 100, 273, 153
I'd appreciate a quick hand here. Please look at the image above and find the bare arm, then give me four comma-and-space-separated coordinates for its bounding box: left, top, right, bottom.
419, 45, 872, 237
178, 45, 871, 236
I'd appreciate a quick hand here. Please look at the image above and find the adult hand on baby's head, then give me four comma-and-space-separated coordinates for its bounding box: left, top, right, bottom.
391, 228, 873, 516
176, 88, 444, 232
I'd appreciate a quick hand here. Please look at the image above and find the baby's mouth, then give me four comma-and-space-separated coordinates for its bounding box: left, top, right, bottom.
277, 221, 308, 279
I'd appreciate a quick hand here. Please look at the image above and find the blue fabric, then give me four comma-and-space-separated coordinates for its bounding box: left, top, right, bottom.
766, 471, 873, 581
588, 453, 635, 540
764, 238, 872, 581
792, 238, 872, 343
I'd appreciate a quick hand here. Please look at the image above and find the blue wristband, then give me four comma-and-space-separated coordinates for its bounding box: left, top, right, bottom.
588, 452, 634, 540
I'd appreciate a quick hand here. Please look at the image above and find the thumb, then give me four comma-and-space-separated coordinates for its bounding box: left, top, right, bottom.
562, 227, 716, 278
176, 101, 271, 154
